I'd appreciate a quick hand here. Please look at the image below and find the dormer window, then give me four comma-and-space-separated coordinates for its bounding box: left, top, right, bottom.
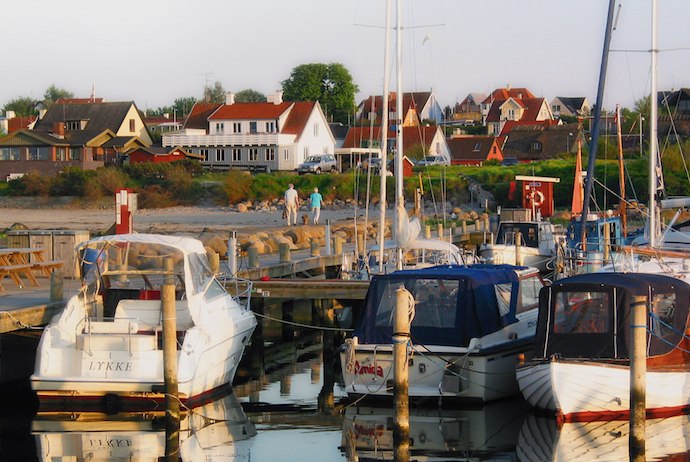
473, 143, 481, 152
532, 141, 542, 152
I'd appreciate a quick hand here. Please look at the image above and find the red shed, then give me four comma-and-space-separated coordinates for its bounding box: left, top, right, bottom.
125, 146, 201, 164
515, 175, 560, 218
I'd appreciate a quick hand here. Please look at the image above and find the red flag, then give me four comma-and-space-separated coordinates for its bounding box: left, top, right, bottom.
571, 139, 584, 215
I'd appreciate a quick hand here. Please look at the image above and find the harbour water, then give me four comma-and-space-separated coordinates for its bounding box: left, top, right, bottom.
1, 302, 690, 461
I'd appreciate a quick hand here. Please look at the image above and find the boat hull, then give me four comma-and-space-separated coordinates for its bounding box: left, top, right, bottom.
479, 244, 554, 273
340, 339, 533, 402
516, 358, 690, 421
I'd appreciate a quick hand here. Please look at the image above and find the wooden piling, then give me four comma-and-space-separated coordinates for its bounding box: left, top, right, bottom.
162, 257, 180, 460
462, 219, 467, 235
248, 245, 259, 269
325, 220, 332, 255
603, 221, 611, 262
279, 242, 291, 263
49, 269, 63, 304
393, 287, 410, 462
334, 236, 343, 255
629, 294, 647, 461
425, 225, 431, 239
310, 239, 320, 256
515, 231, 523, 266
437, 223, 444, 239
208, 251, 220, 275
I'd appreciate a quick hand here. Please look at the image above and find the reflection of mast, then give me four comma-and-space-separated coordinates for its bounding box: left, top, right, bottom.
615, 104, 627, 236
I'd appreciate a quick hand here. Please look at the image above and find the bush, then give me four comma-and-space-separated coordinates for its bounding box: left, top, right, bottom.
7, 171, 51, 196
50, 167, 90, 196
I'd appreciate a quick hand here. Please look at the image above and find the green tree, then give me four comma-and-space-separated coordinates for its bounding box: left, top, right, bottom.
2, 96, 39, 117
204, 81, 226, 104
235, 89, 266, 103
281, 62, 358, 124
43, 85, 74, 107
173, 97, 197, 118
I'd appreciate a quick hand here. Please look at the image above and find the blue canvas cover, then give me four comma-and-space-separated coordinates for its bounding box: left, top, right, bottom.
352, 265, 524, 347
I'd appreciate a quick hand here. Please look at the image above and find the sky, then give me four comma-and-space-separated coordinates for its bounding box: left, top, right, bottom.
2, 0, 689, 114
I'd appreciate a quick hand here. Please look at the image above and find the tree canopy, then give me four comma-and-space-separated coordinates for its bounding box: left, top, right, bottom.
281, 62, 358, 124
2, 96, 39, 117
204, 81, 226, 104
235, 89, 266, 103
43, 85, 74, 107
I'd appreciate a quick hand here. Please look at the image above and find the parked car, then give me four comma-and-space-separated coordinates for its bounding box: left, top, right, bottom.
416, 155, 450, 167
297, 154, 338, 174
501, 157, 519, 166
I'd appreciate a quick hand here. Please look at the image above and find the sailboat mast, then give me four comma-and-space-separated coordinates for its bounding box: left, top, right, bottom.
579, 0, 617, 246
378, 0, 392, 273
649, 0, 659, 247
395, 0, 404, 270
616, 104, 627, 236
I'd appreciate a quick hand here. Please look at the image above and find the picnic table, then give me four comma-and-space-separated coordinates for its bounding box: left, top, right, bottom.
0, 248, 63, 291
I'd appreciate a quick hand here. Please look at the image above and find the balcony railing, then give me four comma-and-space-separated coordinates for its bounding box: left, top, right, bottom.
163, 133, 292, 147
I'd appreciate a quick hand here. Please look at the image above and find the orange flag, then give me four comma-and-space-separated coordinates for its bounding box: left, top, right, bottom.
571, 139, 584, 215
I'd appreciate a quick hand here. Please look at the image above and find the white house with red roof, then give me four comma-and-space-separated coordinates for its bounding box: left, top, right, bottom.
482, 86, 554, 135
162, 91, 335, 172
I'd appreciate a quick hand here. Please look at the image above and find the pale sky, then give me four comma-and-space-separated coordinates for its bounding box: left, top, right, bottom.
2, 0, 689, 113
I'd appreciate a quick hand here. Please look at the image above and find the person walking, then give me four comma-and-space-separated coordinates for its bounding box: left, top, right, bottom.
309, 187, 323, 225
284, 183, 300, 226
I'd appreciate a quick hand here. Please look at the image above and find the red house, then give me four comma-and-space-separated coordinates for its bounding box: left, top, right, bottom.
125, 146, 201, 164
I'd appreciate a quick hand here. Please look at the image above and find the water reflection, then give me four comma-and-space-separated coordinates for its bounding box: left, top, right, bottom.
341, 398, 530, 461
32, 392, 256, 461
517, 414, 690, 462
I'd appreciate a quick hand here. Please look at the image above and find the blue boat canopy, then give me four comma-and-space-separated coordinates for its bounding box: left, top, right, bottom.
353, 265, 525, 347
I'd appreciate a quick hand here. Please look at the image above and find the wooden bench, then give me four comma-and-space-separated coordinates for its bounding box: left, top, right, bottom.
32, 260, 64, 277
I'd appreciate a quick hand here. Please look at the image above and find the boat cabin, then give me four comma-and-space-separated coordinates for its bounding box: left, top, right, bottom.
495, 221, 557, 250
352, 264, 544, 348
532, 272, 690, 360
566, 214, 624, 253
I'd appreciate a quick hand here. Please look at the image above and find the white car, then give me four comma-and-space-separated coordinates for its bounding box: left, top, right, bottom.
416, 155, 450, 167
297, 154, 338, 174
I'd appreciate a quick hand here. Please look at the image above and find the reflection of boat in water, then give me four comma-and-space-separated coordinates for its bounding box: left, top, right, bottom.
32, 392, 256, 461
341, 398, 529, 461
31, 234, 257, 408
517, 413, 690, 462
340, 264, 545, 402
516, 272, 690, 421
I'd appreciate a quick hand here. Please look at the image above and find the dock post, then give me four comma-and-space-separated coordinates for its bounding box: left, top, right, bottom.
437, 223, 444, 239
603, 222, 611, 263
162, 256, 180, 461
393, 287, 411, 462
630, 294, 647, 461
310, 238, 320, 256
228, 231, 238, 275
209, 251, 220, 275
425, 225, 431, 239
357, 231, 365, 256
515, 231, 523, 266
462, 219, 467, 235
50, 269, 63, 304
325, 220, 332, 255
248, 245, 259, 269
334, 236, 343, 255
451, 222, 457, 237
279, 243, 291, 263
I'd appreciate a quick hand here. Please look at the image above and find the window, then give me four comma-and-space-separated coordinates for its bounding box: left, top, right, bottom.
200, 149, 209, 162
650, 292, 677, 339
216, 148, 226, 162
283, 148, 290, 161
215, 122, 224, 134
65, 121, 80, 130
232, 148, 241, 162
56, 148, 66, 161
69, 147, 81, 160
0, 147, 21, 160
507, 109, 515, 120
553, 291, 610, 334
265, 148, 275, 161
129, 119, 136, 132
313, 123, 319, 137
248, 148, 258, 161
519, 275, 543, 313
249, 121, 257, 134
473, 143, 481, 152
492, 146, 497, 154
532, 141, 542, 152
266, 121, 275, 133
233, 122, 241, 133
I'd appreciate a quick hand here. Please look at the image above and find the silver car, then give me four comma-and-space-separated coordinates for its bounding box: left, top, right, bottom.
297, 154, 338, 174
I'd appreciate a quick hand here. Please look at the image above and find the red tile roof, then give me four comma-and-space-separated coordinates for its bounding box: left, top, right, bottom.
184, 103, 222, 130
281, 102, 316, 136
481, 87, 535, 105
55, 98, 104, 104
499, 119, 560, 137
209, 102, 292, 120
7, 116, 37, 132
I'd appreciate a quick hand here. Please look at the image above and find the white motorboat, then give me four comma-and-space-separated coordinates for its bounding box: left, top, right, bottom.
30, 233, 257, 408
480, 220, 561, 273
516, 271, 690, 422
340, 264, 545, 402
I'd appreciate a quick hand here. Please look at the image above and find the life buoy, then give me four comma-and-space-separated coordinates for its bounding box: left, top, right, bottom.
532, 190, 545, 207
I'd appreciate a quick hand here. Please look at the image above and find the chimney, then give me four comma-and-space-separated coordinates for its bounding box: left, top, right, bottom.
267, 91, 283, 105
225, 92, 236, 105
6, 110, 15, 119
506, 83, 511, 91
52, 122, 65, 138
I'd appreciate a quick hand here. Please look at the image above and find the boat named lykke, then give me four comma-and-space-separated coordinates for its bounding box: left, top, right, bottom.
31, 233, 257, 407
340, 264, 545, 402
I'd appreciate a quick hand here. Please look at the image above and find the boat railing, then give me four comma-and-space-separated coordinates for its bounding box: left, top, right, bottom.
218, 276, 253, 309
77, 316, 143, 356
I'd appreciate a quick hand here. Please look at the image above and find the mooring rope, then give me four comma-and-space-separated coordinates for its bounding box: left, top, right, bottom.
252, 311, 353, 332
